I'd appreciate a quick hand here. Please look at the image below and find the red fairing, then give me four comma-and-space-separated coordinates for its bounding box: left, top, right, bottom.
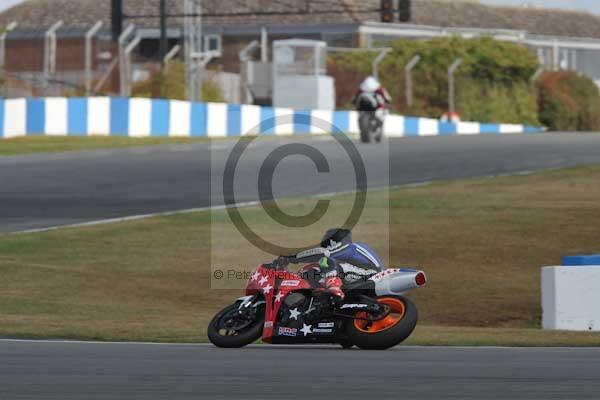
245, 265, 312, 342
245, 265, 271, 296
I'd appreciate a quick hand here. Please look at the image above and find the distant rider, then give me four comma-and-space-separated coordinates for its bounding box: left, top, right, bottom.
279, 228, 383, 301
353, 76, 392, 125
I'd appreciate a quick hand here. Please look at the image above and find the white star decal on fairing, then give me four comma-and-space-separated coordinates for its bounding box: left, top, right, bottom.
289, 308, 300, 320
300, 324, 312, 336
251, 271, 261, 281
275, 292, 284, 302
262, 284, 273, 294
259, 276, 268, 285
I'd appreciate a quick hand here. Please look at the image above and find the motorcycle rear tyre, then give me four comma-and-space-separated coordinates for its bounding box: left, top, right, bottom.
346, 295, 418, 350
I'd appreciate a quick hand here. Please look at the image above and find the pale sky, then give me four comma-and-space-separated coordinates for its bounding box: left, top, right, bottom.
0, 0, 24, 12
0, 0, 598, 14
480, 0, 600, 14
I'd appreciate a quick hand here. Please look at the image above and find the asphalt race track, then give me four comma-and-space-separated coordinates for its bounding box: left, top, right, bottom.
2, 133, 600, 233
2, 135, 600, 399
1, 340, 599, 400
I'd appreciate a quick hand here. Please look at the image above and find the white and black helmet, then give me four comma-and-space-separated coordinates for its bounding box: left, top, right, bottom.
321, 228, 352, 248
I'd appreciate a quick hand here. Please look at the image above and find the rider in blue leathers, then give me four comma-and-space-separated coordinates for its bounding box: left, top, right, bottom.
280, 228, 383, 300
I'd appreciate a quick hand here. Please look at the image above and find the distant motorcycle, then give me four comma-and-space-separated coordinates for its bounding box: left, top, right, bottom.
354, 76, 391, 143
208, 259, 427, 350
358, 111, 384, 143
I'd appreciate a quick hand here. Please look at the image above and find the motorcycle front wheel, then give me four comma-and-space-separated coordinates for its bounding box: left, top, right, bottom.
374, 127, 383, 142
359, 113, 373, 143
207, 302, 265, 348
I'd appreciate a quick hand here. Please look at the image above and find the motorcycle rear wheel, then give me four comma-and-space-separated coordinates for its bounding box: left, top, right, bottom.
375, 126, 383, 142
207, 303, 265, 348
359, 113, 373, 143
345, 295, 418, 350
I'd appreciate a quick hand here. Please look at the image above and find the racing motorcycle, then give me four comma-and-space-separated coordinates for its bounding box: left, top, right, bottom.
358, 111, 384, 144
207, 259, 426, 350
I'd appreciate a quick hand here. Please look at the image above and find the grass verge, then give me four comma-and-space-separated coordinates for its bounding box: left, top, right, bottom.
0, 134, 324, 156
0, 136, 205, 156
406, 326, 600, 347
1, 165, 600, 345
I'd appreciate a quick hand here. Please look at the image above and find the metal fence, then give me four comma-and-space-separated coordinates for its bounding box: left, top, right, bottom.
359, 22, 600, 83
5, 18, 600, 101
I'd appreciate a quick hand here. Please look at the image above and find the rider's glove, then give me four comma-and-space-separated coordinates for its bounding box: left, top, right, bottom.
276, 256, 290, 267
319, 257, 330, 270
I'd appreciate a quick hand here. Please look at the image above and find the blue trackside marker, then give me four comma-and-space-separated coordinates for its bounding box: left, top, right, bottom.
151, 99, 170, 137
524, 125, 541, 134
227, 104, 242, 136
439, 122, 457, 136
190, 102, 207, 137
563, 255, 600, 267
404, 117, 420, 136
294, 109, 311, 134
260, 107, 275, 135
110, 97, 129, 136
26, 98, 45, 136
332, 111, 349, 134
480, 123, 500, 134
67, 98, 88, 136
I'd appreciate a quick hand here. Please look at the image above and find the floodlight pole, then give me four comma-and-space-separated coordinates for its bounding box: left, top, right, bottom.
44, 20, 63, 94
159, 0, 167, 67
405, 54, 420, 108
448, 58, 462, 114
85, 21, 103, 96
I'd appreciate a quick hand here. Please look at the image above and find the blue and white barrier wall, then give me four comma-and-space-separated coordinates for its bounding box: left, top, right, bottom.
0, 97, 543, 139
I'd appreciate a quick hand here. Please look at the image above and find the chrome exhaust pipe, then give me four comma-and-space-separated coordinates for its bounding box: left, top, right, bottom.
369, 268, 427, 296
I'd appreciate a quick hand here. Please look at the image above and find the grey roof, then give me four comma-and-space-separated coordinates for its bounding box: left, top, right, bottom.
2, 0, 600, 39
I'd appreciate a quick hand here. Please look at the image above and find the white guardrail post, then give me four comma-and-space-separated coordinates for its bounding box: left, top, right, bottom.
0, 21, 17, 69
405, 55, 421, 108
239, 40, 260, 104
43, 20, 64, 95
164, 44, 181, 64
448, 58, 462, 114
124, 35, 142, 96
85, 21, 103, 96
118, 25, 135, 97
372, 47, 391, 81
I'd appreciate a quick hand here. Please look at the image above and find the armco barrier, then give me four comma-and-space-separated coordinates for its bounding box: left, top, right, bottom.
0, 97, 543, 138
